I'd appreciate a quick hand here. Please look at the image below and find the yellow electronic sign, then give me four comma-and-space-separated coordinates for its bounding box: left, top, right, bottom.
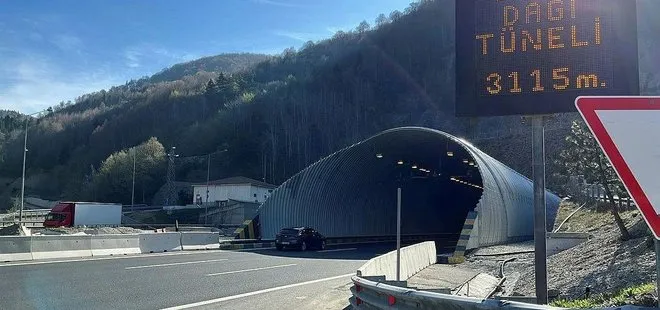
456, 0, 639, 117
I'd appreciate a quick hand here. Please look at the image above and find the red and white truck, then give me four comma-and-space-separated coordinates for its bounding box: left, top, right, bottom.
43, 202, 122, 228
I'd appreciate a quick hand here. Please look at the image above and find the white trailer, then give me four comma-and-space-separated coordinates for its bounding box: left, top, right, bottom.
74, 203, 122, 226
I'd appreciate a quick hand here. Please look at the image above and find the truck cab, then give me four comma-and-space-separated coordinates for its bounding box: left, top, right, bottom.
43, 202, 74, 227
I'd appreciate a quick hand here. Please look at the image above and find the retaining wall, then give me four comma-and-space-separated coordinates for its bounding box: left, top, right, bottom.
546, 232, 591, 255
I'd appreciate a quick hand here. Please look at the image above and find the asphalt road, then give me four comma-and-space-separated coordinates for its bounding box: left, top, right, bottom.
0, 244, 396, 310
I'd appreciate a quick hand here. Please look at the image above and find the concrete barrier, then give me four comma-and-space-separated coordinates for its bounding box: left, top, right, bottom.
180, 232, 219, 250
31, 235, 93, 260
91, 234, 141, 256
0, 236, 33, 262
547, 232, 591, 255
357, 241, 436, 280
139, 233, 182, 253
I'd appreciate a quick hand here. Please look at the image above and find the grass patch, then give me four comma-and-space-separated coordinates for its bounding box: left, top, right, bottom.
551, 283, 655, 308
553, 201, 640, 233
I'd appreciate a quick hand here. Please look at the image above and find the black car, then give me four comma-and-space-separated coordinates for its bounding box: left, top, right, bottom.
275, 227, 326, 251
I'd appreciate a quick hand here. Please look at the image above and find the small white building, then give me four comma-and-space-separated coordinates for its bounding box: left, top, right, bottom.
192, 176, 276, 204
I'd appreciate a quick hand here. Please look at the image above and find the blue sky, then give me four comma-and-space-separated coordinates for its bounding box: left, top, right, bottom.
0, 0, 411, 114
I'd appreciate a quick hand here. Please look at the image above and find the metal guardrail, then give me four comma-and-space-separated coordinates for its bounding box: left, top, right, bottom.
349, 275, 653, 310
350, 276, 560, 309
0, 221, 44, 228
0, 209, 50, 226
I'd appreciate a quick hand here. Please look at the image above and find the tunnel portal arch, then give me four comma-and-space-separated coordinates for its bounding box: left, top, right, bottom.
259, 127, 560, 249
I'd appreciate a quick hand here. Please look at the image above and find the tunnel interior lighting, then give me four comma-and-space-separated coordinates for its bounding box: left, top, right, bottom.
411, 165, 418, 169
397, 160, 404, 165
447, 151, 454, 157
376, 153, 383, 158
450, 176, 483, 189
462, 159, 469, 164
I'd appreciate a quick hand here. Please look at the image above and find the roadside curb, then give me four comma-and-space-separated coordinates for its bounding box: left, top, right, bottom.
219, 241, 275, 250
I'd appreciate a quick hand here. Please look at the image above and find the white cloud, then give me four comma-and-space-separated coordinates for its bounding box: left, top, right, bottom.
254, 47, 288, 55
50, 34, 83, 54
0, 55, 121, 114
123, 44, 199, 69
273, 30, 319, 42
28, 32, 43, 42
326, 25, 355, 34
124, 49, 142, 68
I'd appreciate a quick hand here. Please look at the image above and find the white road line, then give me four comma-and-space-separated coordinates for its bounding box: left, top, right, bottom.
206, 263, 296, 276
0, 251, 201, 268
125, 259, 228, 270
161, 273, 354, 310
316, 247, 357, 253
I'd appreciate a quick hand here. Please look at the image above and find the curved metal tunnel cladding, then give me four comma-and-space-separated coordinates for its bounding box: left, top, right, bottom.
259, 127, 560, 249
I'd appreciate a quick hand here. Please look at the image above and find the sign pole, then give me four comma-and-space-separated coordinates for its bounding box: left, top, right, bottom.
396, 186, 401, 282
532, 116, 548, 304
656, 239, 660, 308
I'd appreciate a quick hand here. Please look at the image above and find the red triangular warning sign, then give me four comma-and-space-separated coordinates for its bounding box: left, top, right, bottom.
576, 96, 660, 239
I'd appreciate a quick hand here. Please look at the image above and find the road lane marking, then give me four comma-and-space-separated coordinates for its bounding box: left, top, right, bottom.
316, 247, 357, 253
161, 273, 354, 309
0, 251, 203, 268
205, 263, 296, 276
125, 259, 228, 270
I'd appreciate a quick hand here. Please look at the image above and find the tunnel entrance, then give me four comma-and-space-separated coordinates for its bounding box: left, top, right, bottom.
351, 129, 484, 249
258, 127, 560, 251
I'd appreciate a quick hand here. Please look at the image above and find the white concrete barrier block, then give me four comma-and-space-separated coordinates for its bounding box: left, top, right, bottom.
180, 232, 219, 250
91, 234, 140, 256
0, 236, 33, 262
31, 235, 93, 260
139, 233, 182, 253
356, 241, 438, 281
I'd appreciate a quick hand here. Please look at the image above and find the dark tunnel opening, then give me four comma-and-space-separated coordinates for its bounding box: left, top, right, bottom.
360, 130, 484, 245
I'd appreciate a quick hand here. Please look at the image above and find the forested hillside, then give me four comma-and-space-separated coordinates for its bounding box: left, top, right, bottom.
0, 0, 658, 209
0, 110, 27, 171
148, 53, 271, 84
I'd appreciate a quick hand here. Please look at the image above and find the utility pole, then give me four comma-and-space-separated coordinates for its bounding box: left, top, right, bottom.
205, 153, 210, 225
19, 109, 48, 223
131, 148, 136, 209
19, 119, 28, 223
165, 147, 179, 206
